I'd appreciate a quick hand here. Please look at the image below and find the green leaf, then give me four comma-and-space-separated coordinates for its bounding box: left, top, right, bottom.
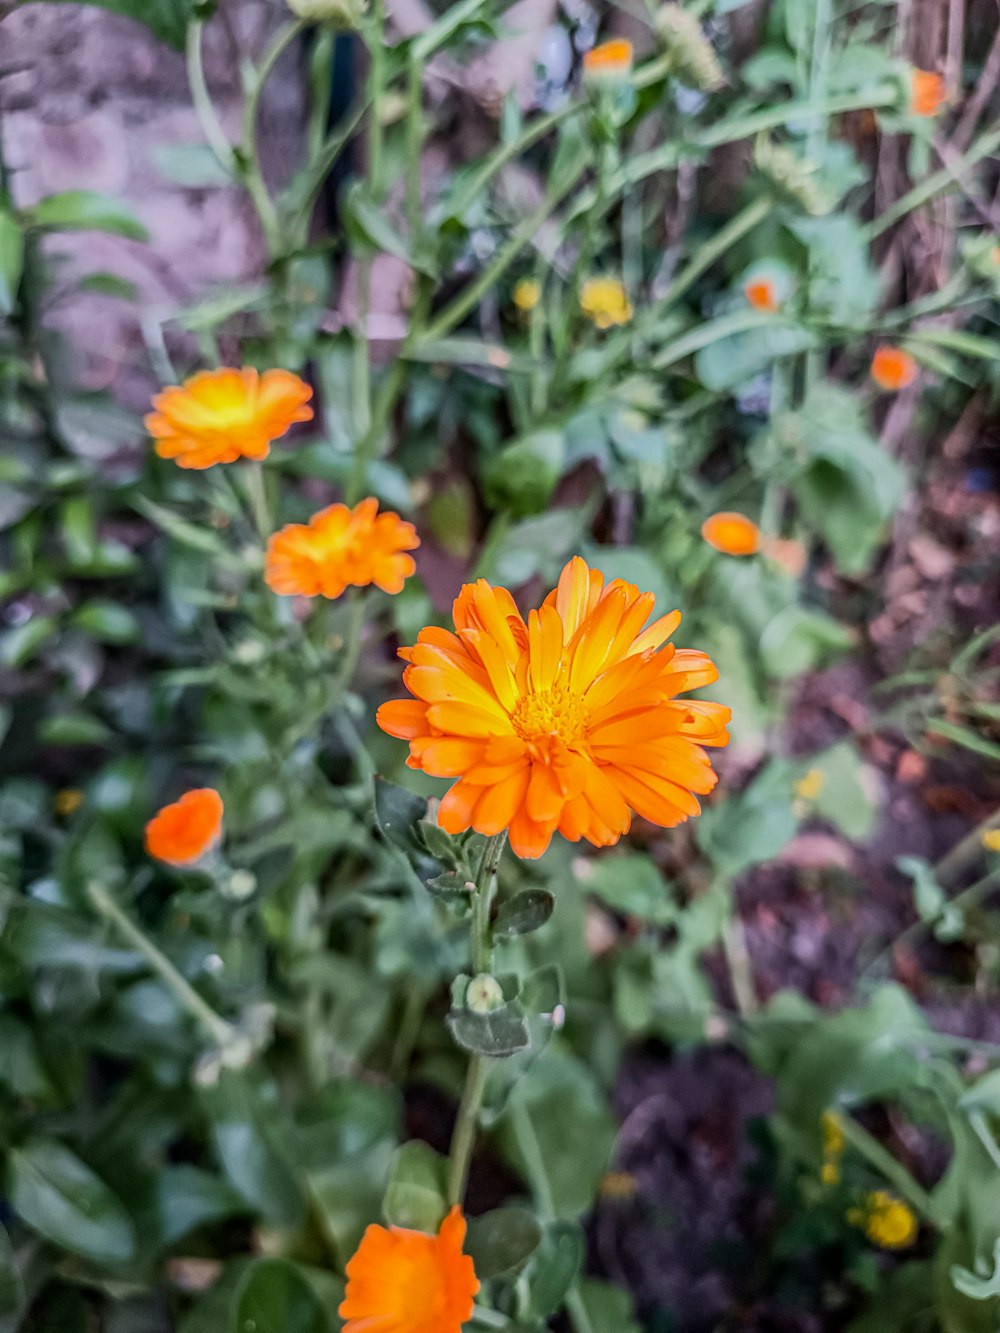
152, 1167, 245, 1247
382, 1142, 448, 1232
448, 1001, 531, 1058
960, 1069, 1000, 1116
696, 761, 798, 874
483, 431, 565, 517
759, 605, 854, 679
73, 600, 141, 644
77, 272, 139, 300
525, 1220, 584, 1317
0, 208, 23, 315
466, 1207, 542, 1279
373, 778, 428, 851
493, 890, 554, 938
952, 1239, 1000, 1301
201, 1073, 304, 1229
26, 191, 148, 240
38, 710, 114, 747
32, 0, 203, 48
579, 852, 672, 922
578, 1279, 642, 1333
8, 1138, 136, 1264
231, 1259, 330, 1333
0, 1014, 55, 1101
0, 1224, 24, 1319
0, 616, 59, 668
152, 142, 233, 187
694, 320, 818, 390
343, 182, 435, 274
810, 742, 877, 840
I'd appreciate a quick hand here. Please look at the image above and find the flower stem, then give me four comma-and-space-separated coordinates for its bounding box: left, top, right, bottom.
838, 1112, 945, 1228
446, 831, 507, 1204
87, 881, 235, 1048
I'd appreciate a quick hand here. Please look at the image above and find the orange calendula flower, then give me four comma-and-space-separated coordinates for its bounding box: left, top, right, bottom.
144, 789, 223, 866
911, 69, 945, 117
264, 497, 419, 599
701, 512, 761, 557
146, 367, 313, 470
871, 346, 918, 392
583, 38, 634, 82
377, 556, 730, 860
339, 1205, 479, 1333
744, 278, 779, 313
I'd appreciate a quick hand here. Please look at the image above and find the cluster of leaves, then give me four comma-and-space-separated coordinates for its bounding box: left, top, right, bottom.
1, 0, 999, 1329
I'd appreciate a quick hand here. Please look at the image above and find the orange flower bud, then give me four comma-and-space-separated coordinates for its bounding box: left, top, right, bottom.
582, 38, 634, 83
701, 512, 761, 557
744, 278, 779, 313
871, 346, 917, 392
911, 69, 945, 117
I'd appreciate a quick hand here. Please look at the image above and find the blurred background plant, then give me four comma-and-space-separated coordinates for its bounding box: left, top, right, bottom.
0, 0, 999, 1328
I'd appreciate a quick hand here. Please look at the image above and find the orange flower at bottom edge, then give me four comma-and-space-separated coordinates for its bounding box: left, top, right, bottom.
911, 68, 945, 117
144, 789, 223, 866
377, 555, 731, 860
744, 278, 779, 313
264, 497, 419, 599
582, 37, 634, 81
339, 1206, 479, 1333
701, 512, 761, 557
145, 367, 313, 470
871, 346, 918, 392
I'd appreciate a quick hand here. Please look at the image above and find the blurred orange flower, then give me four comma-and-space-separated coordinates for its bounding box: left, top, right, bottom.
911, 69, 945, 116
145, 789, 223, 866
146, 368, 313, 470
583, 38, 634, 81
744, 278, 779, 313
701, 512, 761, 556
870, 346, 917, 391
264, 497, 419, 599
377, 556, 730, 859
339, 1206, 479, 1333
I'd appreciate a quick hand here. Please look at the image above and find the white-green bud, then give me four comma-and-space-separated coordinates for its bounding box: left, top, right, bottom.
222, 869, 257, 901
466, 973, 504, 1014
286, 0, 367, 28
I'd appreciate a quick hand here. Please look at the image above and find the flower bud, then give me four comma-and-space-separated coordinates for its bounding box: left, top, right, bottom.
754, 135, 835, 216
654, 5, 724, 91
466, 973, 504, 1014
286, 0, 367, 27
222, 869, 257, 901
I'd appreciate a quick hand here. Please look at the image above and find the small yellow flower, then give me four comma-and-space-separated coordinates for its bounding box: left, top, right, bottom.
980, 828, 1000, 853
54, 788, 85, 818
822, 1110, 845, 1158
580, 277, 633, 330
600, 1171, 639, 1200
821, 1161, 841, 1186
513, 278, 541, 312
849, 1191, 918, 1249
794, 768, 825, 804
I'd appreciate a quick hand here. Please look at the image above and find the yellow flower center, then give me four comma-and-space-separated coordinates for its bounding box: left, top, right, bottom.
512, 684, 589, 747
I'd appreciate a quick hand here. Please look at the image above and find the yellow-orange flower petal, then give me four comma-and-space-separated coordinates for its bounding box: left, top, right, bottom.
339, 1205, 479, 1333
145, 789, 223, 866
870, 346, 917, 392
701, 512, 761, 557
580, 277, 633, 330
911, 69, 945, 117
264, 497, 419, 599
744, 278, 779, 313
145, 367, 313, 470
583, 38, 634, 82
377, 556, 730, 860
849, 1191, 918, 1250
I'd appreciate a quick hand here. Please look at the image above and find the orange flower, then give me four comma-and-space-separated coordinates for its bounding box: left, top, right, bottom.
145, 367, 313, 470
339, 1206, 479, 1333
911, 69, 945, 117
701, 512, 761, 557
870, 346, 917, 392
377, 556, 730, 859
144, 789, 223, 866
744, 278, 779, 313
264, 497, 419, 599
583, 38, 634, 82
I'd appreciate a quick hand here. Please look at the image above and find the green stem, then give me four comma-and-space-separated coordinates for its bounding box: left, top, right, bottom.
243, 460, 272, 542
659, 195, 773, 308
424, 160, 590, 342
87, 881, 235, 1048
186, 21, 237, 177
446, 831, 507, 1204
405, 52, 424, 244
331, 589, 367, 698
865, 123, 1000, 240
366, 0, 386, 199
651, 308, 790, 370
838, 1112, 945, 1228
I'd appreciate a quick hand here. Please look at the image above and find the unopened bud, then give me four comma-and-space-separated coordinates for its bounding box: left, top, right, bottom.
222, 869, 257, 901
754, 135, 836, 216
655, 5, 724, 91
466, 973, 504, 1013
286, 0, 367, 26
